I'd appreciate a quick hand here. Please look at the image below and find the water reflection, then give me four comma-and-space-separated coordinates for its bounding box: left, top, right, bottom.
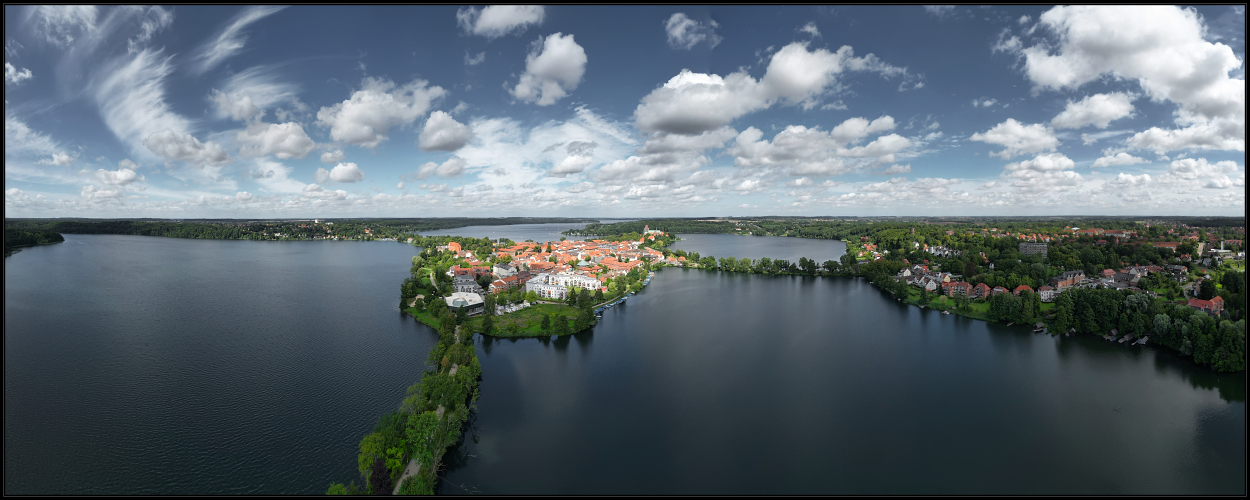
441, 268, 1244, 495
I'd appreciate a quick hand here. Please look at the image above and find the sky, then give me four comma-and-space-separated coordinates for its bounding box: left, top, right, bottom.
3, 5, 1245, 218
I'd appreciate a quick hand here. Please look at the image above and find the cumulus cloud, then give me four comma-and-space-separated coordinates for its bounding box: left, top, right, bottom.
314, 162, 365, 183
216, 65, 301, 119
80, 184, 124, 201
32, 5, 97, 48
94, 167, 143, 185
1107, 172, 1151, 187
144, 129, 233, 167
511, 33, 587, 106
36, 151, 75, 166
234, 121, 316, 159
1022, 5, 1244, 152
320, 149, 345, 164
882, 164, 912, 175
210, 89, 260, 122
316, 77, 446, 148
1091, 152, 1148, 168
235, 191, 253, 202
1167, 158, 1243, 188
665, 13, 722, 50
1050, 93, 1136, 129
729, 116, 911, 176
5, 62, 33, 84
464, 51, 485, 66
301, 183, 348, 200
1000, 152, 1083, 190
411, 157, 467, 180
635, 42, 907, 134
418, 111, 473, 151
969, 118, 1059, 158
971, 98, 998, 107
456, 5, 544, 39
191, 6, 286, 75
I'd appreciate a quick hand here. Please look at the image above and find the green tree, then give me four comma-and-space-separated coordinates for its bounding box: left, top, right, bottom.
540, 314, 551, 331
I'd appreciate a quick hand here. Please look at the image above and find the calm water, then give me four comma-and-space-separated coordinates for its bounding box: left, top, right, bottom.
671, 233, 847, 264
4, 235, 433, 494
440, 269, 1245, 495
5, 234, 1245, 495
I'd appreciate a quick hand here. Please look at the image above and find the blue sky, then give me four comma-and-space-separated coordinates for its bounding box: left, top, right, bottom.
4, 5, 1245, 218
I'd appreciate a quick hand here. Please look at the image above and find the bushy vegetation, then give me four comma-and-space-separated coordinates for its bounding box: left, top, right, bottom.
4, 227, 65, 255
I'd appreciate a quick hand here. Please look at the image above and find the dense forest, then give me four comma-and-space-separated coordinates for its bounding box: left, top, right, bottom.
3, 227, 66, 255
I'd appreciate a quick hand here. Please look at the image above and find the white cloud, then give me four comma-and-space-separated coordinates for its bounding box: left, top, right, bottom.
5, 62, 33, 84
882, 164, 912, 175
923, 6, 955, 19
211, 66, 300, 121
249, 158, 306, 193
235, 122, 317, 159
1167, 158, 1243, 189
1018, 15, 1032, 25
127, 6, 173, 54
418, 111, 473, 151
464, 51, 486, 66
1091, 152, 1148, 168
511, 33, 587, 106
192, 6, 286, 75
315, 162, 365, 183
411, 157, 467, 180
456, 5, 544, 39
635, 42, 907, 134
969, 119, 1060, 158
32, 5, 97, 48
316, 77, 446, 148
1005, 152, 1075, 172
4, 113, 61, 157
144, 129, 233, 167
396, 181, 405, 189
665, 13, 722, 50
992, 31, 1022, 54
94, 167, 143, 185
1107, 172, 1151, 187
80, 184, 124, 201
799, 22, 821, 38
1022, 5, 1244, 152
730, 117, 911, 176
1126, 123, 1245, 154
320, 150, 345, 164
235, 191, 253, 202
92, 49, 193, 161
210, 90, 260, 122
301, 183, 348, 200
36, 152, 75, 166
971, 97, 997, 107
1050, 93, 1136, 129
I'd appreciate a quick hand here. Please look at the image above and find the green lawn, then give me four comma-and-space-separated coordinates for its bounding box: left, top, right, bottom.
464, 302, 589, 337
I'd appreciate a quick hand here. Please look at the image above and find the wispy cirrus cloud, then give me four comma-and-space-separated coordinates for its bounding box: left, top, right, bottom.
190, 6, 287, 76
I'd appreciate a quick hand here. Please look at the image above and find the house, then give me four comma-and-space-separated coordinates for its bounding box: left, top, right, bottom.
492, 262, 516, 278
1038, 285, 1057, 302
971, 283, 992, 299
991, 286, 1009, 296
452, 275, 484, 295
1187, 296, 1224, 315
947, 281, 971, 297
1013, 285, 1034, 296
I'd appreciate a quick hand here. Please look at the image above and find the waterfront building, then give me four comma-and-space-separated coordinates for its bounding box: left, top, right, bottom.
444, 292, 485, 316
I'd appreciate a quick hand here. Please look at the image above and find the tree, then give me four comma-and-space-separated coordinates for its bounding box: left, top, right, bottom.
540, 314, 551, 331
1199, 279, 1216, 300
357, 433, 387, 487
840, 252, 857, 270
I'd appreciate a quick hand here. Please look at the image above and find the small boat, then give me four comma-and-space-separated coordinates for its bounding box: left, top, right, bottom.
1006, 322, 1014, 327
942, 310, 950, 315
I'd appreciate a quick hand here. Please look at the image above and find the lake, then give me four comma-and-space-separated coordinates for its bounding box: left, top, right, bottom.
4, 235, 431, 494
4, 233, 1244, 494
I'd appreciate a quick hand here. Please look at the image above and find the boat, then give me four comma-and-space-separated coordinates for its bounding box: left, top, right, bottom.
942, 310, 950, 315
